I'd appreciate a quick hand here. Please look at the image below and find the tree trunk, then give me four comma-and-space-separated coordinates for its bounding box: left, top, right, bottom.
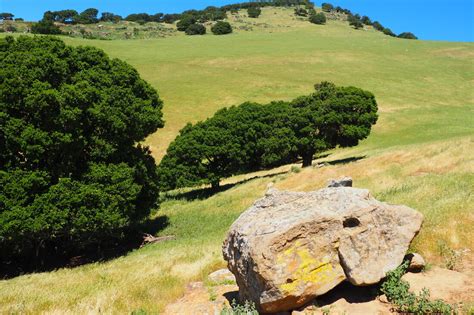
302, 152, 314, 168
211, 180, 220, 190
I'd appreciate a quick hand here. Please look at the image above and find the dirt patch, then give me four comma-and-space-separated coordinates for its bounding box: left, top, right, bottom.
165, 264, 474, 314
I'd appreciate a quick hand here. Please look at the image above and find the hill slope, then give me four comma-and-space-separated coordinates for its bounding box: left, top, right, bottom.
1, 7, 473, 314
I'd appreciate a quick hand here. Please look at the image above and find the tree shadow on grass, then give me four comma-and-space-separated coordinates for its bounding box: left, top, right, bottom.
323, 155, 366, 166
165, 171, 288, 202
0, 215, 170, 280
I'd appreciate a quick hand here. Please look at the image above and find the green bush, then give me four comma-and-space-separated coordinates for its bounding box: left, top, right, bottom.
4, 24, 16, 32
372, 21, 384, 31
31, 19, 62, 34
398, 32, 418, 40
185, 23, 206, 35
381, 261, 453, 314
221, 299, 258, 315
177, 16, 196, 31
211, 21, 233, 35
309, 13, 326, 25
321, 3, 334, 12
349, 16, 364, 29
383, 27, 396, 37
361, 15, 372, 25
294, 8, 308, 17
0, 36, 164, 263
247, 7, 261, 18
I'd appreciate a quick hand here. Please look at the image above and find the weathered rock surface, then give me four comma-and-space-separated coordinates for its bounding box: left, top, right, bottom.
208, 268, 236, 283
326, 176, 353, 188
222, 186, 423, 313
406, 252, 426, 272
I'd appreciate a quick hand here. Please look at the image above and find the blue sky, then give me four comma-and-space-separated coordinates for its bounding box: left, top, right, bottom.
1, 0, 473, 42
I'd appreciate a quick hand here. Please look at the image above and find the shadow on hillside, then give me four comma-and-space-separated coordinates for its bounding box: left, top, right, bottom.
0, 215, 170, 280
323, 155, 366, 166
165, 171, 288, 202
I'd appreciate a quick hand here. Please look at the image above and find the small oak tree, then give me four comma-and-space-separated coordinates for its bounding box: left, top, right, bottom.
309, 13, 326, 25
0, 36, 164, 264
211, 21, 233, 35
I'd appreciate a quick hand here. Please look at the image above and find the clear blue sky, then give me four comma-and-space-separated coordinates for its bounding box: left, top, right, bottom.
1, 0, 473, 42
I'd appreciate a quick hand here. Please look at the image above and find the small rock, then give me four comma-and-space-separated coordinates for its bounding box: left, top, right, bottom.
208, 268, 235, 283
378, 294, 389, 304
407, 253, 426, 272
186, 282, 204, 290
326, 177, 353, 188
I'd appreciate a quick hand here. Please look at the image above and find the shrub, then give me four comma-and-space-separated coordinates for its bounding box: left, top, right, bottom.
372, 21, 384, 31
381, 261, 453, 314
211, 21, 233, 35
294, 8, 308, 17
221, 299, 258, 315
4, 24, 16, 32
177, 16, 196, 31
290, 166, 301, 173
31, 19, 62, 34
185, 23, 206, 35
321, 3, 334, 12
383, 27, 396, 37
0, 36, 164, 264
398, 32, 418, 40
309, 13, 326, 25
247, 7, 262, 18
349, 16, 364, 29
361, 15, 372, 25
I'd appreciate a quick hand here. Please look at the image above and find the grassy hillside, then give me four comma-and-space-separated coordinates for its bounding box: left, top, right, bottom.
1, 7, 473, 314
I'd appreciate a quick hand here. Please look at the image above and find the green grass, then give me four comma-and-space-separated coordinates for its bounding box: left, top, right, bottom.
1, 7, 473, 314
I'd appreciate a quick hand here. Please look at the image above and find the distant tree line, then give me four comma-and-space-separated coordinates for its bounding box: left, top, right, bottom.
320, 2, 417, 39
28, 1, 314, 36
158, 82, 378, 190
0, 13, 15, 21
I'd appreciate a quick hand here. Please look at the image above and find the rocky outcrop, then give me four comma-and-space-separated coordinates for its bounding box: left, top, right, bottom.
326, 176, 353, 188
222, 186, 423, 313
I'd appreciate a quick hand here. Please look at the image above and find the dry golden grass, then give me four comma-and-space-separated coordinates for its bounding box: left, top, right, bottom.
1, 137, 472, 314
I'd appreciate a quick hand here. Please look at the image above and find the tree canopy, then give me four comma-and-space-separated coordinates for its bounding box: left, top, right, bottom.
0, 13, 14, 21
158, 82, 378, 190
177, 16, 196, 31
247, 7, 262, 18
211, 21, 233, 35
0, 36, 164, 264
309, 12, 326, 25
185, 23, 206, 35
31, 19, 62, 35
398, 32, 418, 40
321, 3, 334, 12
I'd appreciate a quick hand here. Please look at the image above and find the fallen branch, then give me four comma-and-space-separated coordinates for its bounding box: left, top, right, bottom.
141, 234, 176, 247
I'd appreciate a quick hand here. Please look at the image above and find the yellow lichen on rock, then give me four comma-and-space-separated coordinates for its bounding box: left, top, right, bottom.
277, 241, 344, 294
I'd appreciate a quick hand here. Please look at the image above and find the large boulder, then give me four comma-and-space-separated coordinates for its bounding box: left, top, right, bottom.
222, 186, 423, 313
